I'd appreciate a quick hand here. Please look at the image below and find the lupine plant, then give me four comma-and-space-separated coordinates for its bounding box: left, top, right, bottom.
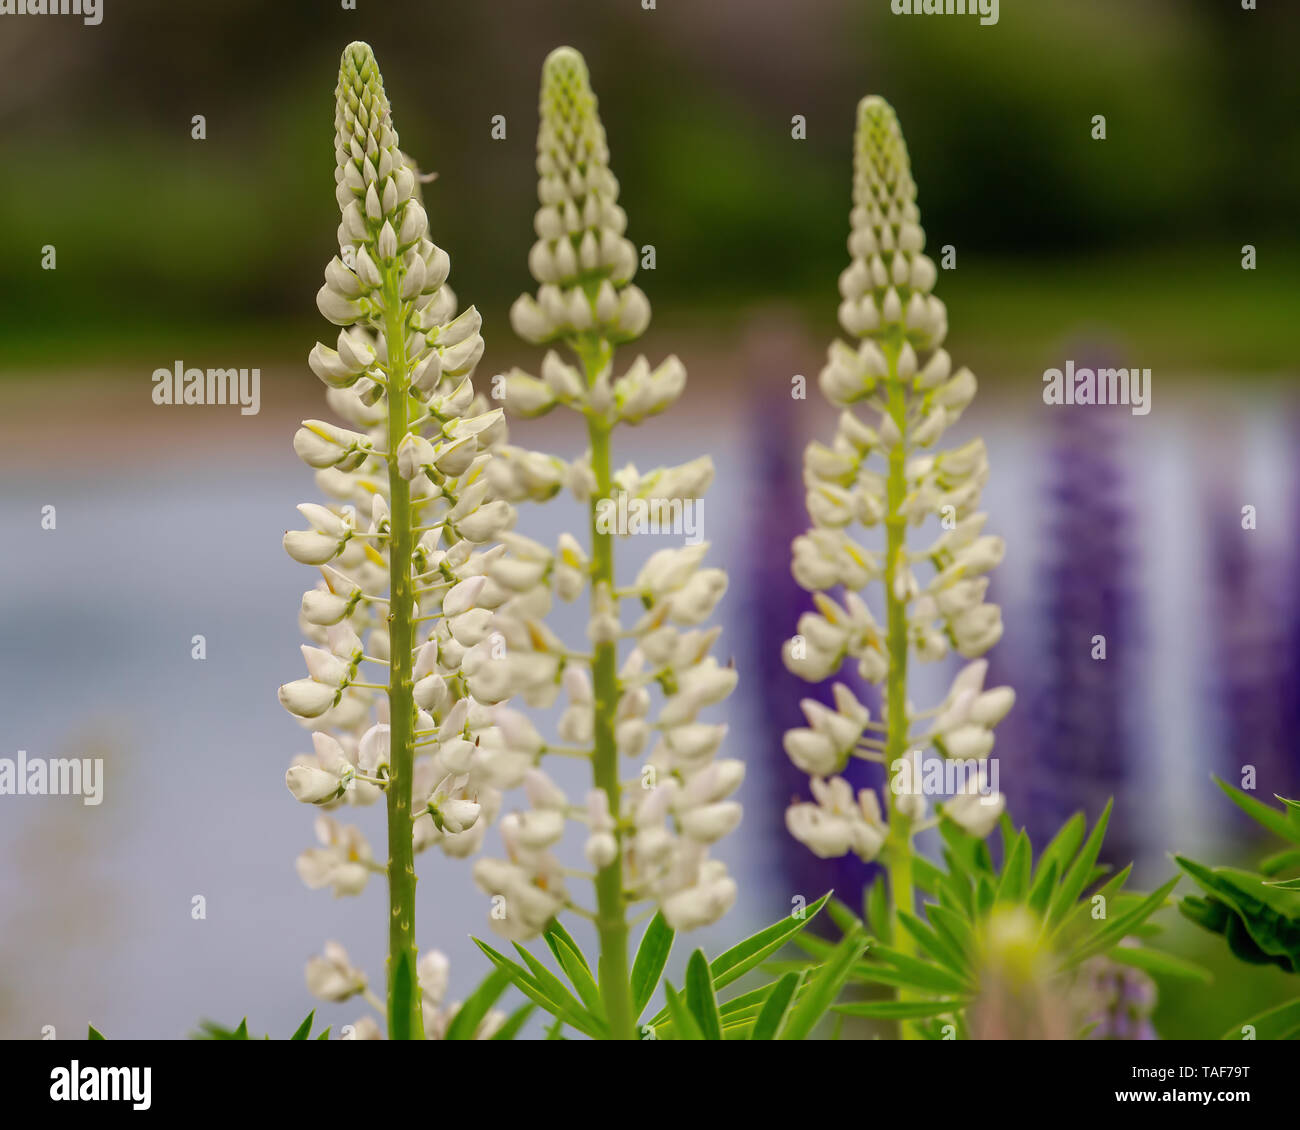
277, 42, 527, 1040
777, 97, 1184, 1038
781, 94, 1013, 952
457, 47, 853, 1041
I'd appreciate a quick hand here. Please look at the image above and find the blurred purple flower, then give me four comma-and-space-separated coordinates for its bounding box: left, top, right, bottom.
1002, 381, 1141, 866
737, 320, 881, 912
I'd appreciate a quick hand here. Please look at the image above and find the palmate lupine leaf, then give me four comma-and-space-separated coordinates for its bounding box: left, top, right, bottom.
779, 927, 870, 1040
653, 928, 865, 1041
1176, 858, 1300, 972
777, 805, 1187, 1036
496, 894, 834, 1040
472, 937, 608, 1039
1176, 788, 1300, 1005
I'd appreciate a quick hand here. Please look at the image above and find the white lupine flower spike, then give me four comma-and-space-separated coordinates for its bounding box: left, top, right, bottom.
782, 97, 1011, 986
469, 47, 740, 1041
279, 42, 516, 1041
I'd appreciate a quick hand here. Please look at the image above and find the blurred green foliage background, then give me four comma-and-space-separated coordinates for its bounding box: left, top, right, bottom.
2, 0, 1297, 374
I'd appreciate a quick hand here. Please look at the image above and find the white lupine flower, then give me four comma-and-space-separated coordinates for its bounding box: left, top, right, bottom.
659, 860, 738, 932
635, 543, 710, 599
783, 95, 1017, 888
283, 41, 531, 1040
279, 678, 339, 719
583, 789, 619, 869
943, 770, 1006, 839
463, 47, 740, 993
296, 815, 372, 897
286, 759, 349, 806
306, 942, 367, 1002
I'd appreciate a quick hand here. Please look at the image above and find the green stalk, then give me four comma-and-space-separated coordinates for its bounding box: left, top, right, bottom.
382, 271, 424, 1041
580, 341, 636, 1041
881, 339, 918, 1040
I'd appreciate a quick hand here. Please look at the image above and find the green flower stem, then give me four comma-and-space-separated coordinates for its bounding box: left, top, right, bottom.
580, 339, 636, 1042
382, 269, 424, 1041
882, 340, 918, 1040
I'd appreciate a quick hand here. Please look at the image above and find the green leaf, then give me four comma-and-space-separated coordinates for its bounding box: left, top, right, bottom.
926, 903, 976, 968
663, 982, 706, 1040
912, 854, 948, 896
1259, 849, 1300, 877
749, 971, 803, 1040
542, 926, 604, 1021
856, 943, 973, 995
684, 949, 723, 1040
1214, 777, 1300, 846
779, 926, 869, 1040
1174, 857, 1300, 971
826, 896, 862, 935
445, 966, 513, 1041
865, 876, 893, 944
709, 892, 831, 992
997, 831, 1032, 905
939, 869, 975, 918
1052, 863, 1134, 943
491, 1002, 537, 1041
1034, 812, 1085, 891
1108, 945, 1212, 984
233, 1018, 249, 1040
543, 918, 592, 973
1064, 876, 1181, 968
1222, 997, 1300, 1041
939, 820, 995, 877
512, 943, 605, 1031
1026, 858, 1058, 918
646, 894, 833, 1031
389, 949, 420, 1042
629, 911, 674, 1020
1047, 799, 1113, 928
289, 1011, 315, 1041
316, 1028, 330, 1041
897, 911, 966, 973
833, 999, 968, 1020
472, 938, 607, 1039
791, 932, 836, 961
87, 1024, 106, 1041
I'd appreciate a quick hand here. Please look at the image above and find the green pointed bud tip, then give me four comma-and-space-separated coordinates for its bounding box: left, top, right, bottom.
856, 94, 899, 134
855, 95, 910, 182
342, 41, 377, 75
543, 46, 591, 88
